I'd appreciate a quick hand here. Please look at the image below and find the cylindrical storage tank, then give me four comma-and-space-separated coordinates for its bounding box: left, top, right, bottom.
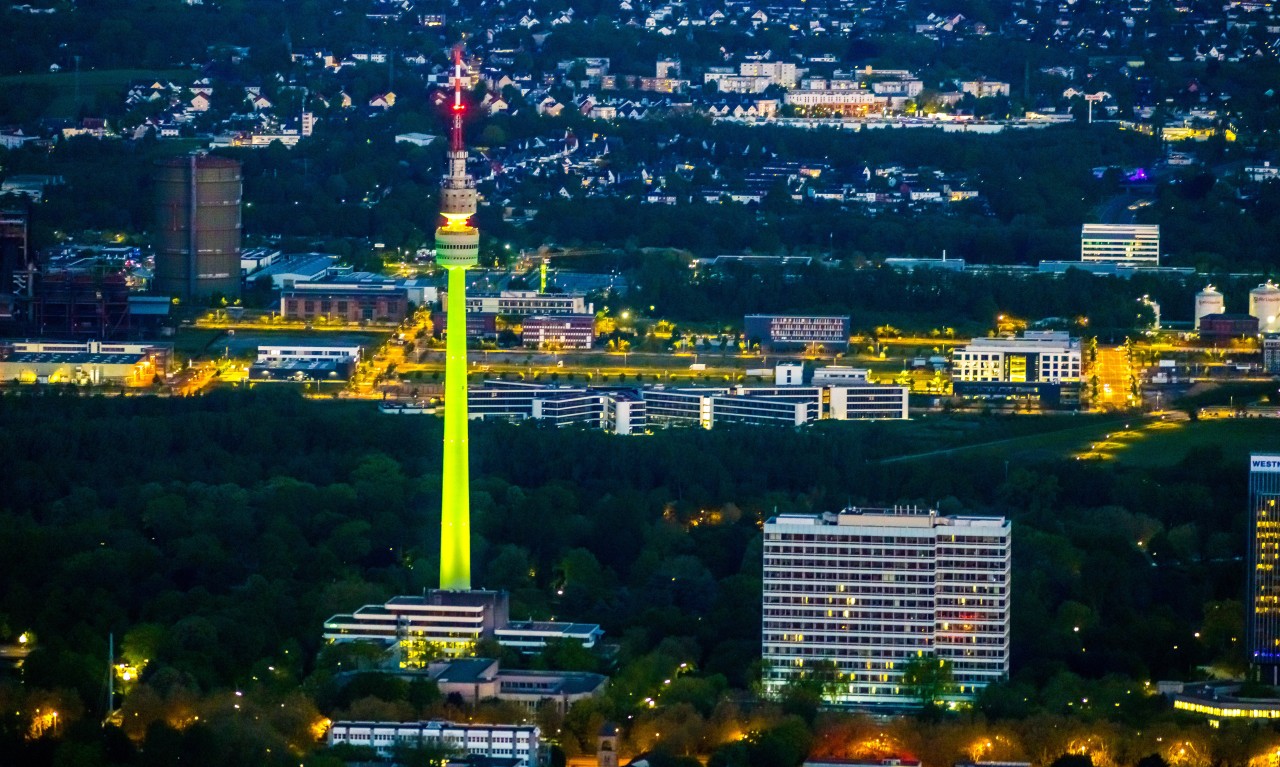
1194, 285, 1224, 330
153, 154, 242, 302
1250, 280, 1280, 334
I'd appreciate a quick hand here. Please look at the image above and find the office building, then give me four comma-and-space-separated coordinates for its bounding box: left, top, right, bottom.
951, 332, 1081, 407
328, 720, 539, 764
323, 591, 602, 664
829, 384, 911, 420
952, 331, 1081, 384
522, 314, 594, 349
449, 289, 592, 317
250, 344, 361, 382
744, 314, 850, 352
762, 508, 1011, 708
1080, 224, 1160, 264
1265, 337, 1280, 375
420, 658, 607, 714
1249, 454, 1280, 683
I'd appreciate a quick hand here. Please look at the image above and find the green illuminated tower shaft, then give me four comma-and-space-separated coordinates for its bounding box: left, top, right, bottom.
439, 264, 471, 589
435, 47, 479, 591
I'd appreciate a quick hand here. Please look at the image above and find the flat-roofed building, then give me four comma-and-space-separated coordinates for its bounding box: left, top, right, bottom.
449, 289, 592, 316
829, 384, 910, 420
323, 590, 603, 666
1080, 224, 1160, 264
328, 720, 538, 764
0, 339, 171, 385
417, 658, 608, 714
522, 314, 594, 349
763, 508, 1011, 708
1264, 337, 1280, 374
745, 314, 850, 352
951, 331, 1081, 384
281, 280, 410, 323
1249, 454, 1280, 683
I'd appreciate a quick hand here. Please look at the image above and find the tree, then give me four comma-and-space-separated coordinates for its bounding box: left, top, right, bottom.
900, 654, 954, 710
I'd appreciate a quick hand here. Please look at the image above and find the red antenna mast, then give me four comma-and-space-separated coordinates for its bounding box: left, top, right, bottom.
450, 44, 465, 153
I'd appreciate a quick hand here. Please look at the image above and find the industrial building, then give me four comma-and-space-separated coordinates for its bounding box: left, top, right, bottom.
281, 280, 410, 323
153, 153, 242, 302
762, 508, 1011, 708
1080, 224, 1160, 264
521, 314, 594, 349
0, 206, 32, 320
0, 339, 171, 385
1265, 338, 1280, 375
327, 720, 539, 764
1250, 281, 1280, 334
253, 253, 344, 289
744, 314, 851, 351
1198, 314, 1259, 344
1249, 454, 1280, 683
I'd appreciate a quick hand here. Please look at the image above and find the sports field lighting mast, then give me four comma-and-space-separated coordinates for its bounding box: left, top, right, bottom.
435, 44, 479, 591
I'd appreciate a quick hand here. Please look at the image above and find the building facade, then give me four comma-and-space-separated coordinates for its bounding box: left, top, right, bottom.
762, 508, 1011, 708
951, 331, 1081, 384
1265, 337, 1280, 375
328, 720, 539, 764
451, 289, 592, 316
1250, 454, 1280, 683
323, 590, 602, 668
744, 314, 851, 351
522, 314, 594, 349
281, 282, 410, 323
1080, 224, 1160, 264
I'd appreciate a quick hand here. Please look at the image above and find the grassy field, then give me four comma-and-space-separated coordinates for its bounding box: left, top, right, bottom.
0, 68, 190, 119
1104, 417, 1279, 468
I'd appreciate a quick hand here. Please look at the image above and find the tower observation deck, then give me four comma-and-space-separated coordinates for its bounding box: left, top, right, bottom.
436, 45, 478, 591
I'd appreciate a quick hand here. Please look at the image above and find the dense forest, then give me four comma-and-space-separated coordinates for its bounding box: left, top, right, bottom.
0, 390, 1269, 765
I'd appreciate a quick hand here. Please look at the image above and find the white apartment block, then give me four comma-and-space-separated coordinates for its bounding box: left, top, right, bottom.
762, 509, 1010, 708
328, 720, 539, 764
1081, 224, 1160, 264
951, 331, 1082, 384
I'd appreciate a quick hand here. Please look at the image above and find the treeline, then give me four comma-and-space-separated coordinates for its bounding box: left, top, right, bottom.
0, 390, 1264, 764
613, 254, 1266, 335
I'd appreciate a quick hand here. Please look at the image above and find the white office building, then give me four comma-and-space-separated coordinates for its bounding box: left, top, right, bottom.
829, 384, 911, 420
255, 344, 362, 364
450, 290, 592, 316
762, 508, 1011, 709
951, 331, 1081, 383
1080, 224, 1160, 264
328, 720, 539, 764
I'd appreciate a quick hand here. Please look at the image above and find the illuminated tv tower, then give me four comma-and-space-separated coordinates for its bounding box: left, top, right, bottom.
436, 45, 478, 592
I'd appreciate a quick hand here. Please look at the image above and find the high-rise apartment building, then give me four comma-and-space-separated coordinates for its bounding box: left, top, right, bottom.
762, 508, 1010, 708
1249, 453, 1280, 682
